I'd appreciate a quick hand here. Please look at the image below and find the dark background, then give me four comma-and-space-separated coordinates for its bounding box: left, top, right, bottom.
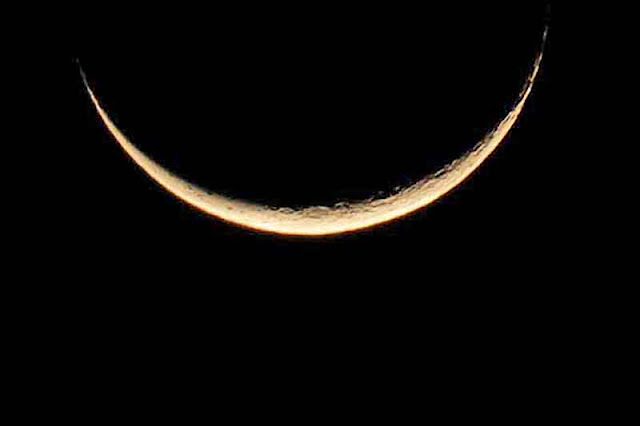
53, 3, 552, 303
2, 4, 560, 390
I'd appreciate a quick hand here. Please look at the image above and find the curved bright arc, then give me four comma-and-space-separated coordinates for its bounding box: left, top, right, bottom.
82, 29, 546, 236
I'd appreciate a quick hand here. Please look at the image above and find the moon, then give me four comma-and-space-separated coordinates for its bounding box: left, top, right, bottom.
82, 28, 547, 236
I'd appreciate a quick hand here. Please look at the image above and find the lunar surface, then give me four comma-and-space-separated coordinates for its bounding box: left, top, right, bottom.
82, 27, 547, 236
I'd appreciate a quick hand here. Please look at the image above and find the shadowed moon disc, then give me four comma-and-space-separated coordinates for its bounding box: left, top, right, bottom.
81, 10, 548, 236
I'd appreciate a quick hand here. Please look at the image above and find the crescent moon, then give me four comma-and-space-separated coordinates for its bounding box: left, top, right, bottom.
82, 28, 547, 236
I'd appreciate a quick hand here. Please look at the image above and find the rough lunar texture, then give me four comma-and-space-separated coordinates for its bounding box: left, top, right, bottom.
82, 28, 547, 236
